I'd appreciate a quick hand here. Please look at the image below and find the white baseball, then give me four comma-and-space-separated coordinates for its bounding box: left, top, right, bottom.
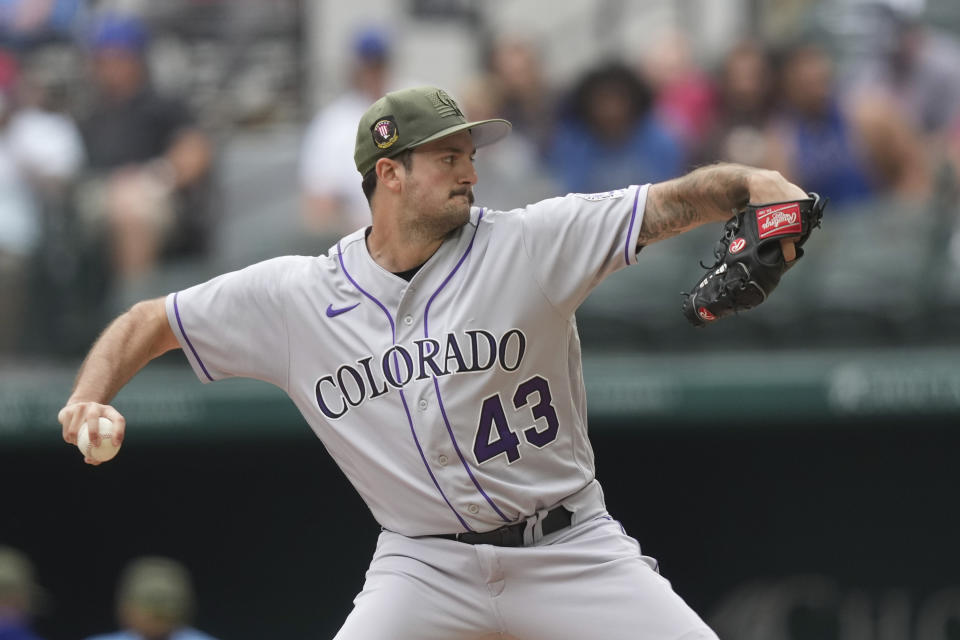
77, 417, 121, 462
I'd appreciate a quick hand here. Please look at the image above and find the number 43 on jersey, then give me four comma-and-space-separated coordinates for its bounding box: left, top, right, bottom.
473, 375, 559, 464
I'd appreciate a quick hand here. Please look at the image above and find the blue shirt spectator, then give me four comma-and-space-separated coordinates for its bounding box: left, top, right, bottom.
768, 42, 931, 206
0, 618, 45, 640
0, 547, 47, 640
547, 62, 684, 194
549, 112, 684, 193
778, 98, 875, 207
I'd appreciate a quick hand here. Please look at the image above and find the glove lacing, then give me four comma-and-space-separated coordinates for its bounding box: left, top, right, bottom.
699, 213, 741, 270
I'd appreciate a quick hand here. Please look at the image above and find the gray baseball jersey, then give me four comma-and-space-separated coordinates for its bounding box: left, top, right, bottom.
166, 183, 721, 639
166, 185, 648, 536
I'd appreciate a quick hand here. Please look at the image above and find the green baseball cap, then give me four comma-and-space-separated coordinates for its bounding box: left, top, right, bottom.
355, 86, 511, 176
117, 556, 194, 622
0, 545, 47, 613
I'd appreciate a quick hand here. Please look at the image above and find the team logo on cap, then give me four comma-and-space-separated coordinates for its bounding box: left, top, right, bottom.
431, 90, 464, 118
371, 116, 399, 149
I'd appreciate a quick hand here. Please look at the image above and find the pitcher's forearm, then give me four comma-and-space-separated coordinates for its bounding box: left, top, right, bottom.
68, 297, 179, 404
640, 164, 752, 247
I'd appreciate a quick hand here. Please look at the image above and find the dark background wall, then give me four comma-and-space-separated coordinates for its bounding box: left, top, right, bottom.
4, 415, 958, 640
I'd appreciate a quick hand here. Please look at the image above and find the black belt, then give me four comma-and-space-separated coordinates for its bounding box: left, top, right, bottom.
436, 506, 572, 547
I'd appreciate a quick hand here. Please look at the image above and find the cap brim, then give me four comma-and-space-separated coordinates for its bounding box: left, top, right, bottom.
411, 118, 512, 151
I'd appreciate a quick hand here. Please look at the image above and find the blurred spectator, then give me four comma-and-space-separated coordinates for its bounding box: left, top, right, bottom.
639, 30, 717, 154
484, 35, 555, 155
0, 545, 47, 640
85, 556, 218, 640
950, 113, 960, 184
299, 27, 392, 236
7, 59, 84, 193
848, 5, 960, 145
696, 40, 777, 168
765, 42, 929, 207
75, 12, 214, 286
0, 44, 85, 357
457, 35, 559, 208
0, 49, 40, 357
0, 0, 82, 47
458, 74, 558, 210
847, 6, 960, 188
546, 61, 684, 194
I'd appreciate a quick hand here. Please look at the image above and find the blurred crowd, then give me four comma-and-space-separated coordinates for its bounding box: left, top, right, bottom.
0, 5, 216, 359
3, 1, 960, 360
304, 4, 960, 216
0, 546, 218, 639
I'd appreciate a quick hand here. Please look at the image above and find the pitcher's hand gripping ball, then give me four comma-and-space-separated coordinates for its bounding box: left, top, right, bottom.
77, 417, 122, 462
681, 193, 827, 326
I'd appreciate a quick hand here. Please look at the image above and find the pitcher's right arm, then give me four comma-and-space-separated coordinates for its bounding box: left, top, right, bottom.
58, 297, 179, 464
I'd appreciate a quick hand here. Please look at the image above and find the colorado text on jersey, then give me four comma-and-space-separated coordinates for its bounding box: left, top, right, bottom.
314, 328, 527, 419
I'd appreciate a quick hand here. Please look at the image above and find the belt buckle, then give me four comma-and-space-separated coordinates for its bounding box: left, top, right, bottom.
449, 507, 570, 547
500, 523, 523, 547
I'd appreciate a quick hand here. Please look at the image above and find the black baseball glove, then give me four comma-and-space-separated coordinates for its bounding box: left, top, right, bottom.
681, 193, 827, 326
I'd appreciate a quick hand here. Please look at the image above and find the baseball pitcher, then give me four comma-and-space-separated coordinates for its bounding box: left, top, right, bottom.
59, 86, 824, 640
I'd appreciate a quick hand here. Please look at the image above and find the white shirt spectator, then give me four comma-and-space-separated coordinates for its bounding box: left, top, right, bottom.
300, 91, 375, 234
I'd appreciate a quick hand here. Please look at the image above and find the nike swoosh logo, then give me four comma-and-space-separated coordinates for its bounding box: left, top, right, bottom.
326, 303, 360, 318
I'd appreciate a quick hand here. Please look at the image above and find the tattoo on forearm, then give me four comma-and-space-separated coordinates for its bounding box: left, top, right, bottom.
638, 164, 751, 247
638, 182, 698, 246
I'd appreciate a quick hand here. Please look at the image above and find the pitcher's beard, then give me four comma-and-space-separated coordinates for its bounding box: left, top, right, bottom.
419, 201, 471, 240
404, 189, 474, 241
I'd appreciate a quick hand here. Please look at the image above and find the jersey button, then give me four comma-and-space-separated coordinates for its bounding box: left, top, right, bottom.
437, 455, 448, 466
418, 399, 428, 410
467, 504, 480, 515
403, 315, 413, 326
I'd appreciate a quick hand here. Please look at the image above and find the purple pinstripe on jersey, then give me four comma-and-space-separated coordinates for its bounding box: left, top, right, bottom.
423, 210, 483, 339
173, 292, 214, 382
623, 186, 641, 266
423, 211, 511, 523
337, 241, 473, 532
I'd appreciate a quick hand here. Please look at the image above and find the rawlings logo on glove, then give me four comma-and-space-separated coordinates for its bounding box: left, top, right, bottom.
681, 193, 827, 327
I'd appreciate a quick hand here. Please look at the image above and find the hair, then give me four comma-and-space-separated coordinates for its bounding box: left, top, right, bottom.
361, 148, 414, 205
571, 61, 653, 124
